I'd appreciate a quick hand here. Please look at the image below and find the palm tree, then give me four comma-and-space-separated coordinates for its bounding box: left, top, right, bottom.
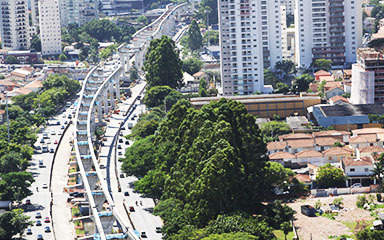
281, 221, 291, 240
372, 161, 384, 185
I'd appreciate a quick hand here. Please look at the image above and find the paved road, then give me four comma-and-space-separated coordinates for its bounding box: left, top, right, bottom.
22, 101, 78, 240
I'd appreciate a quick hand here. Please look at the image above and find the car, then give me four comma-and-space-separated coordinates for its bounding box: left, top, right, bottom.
133, 114, 137, 118
129, 206, 135, 212
44, 226, 51, 232
40, 138, 45, 143
25, 199, 31, 205
125, 140, 130, 145
120, 173, 125, 178
118, 152, 122, 156
119, 138, 123, 143
61, 125, 65, 129
26, 228, 32, 235
51, 131, 56, 135
44, 217, 50, 223
56, 121, 60, 125
54, 140, 58, 144
119, 132, 123, 136
35, 145, 42, 150
58, 131, 62, 135
42, 183, 48, 189
49, 148, 54, 153
124, 192, 129, 196
68, 114, 72, 119
141, 232, 147, 238
118, 145, 122, 149
131, 117, 135, 120
100, 164, 106, 169
351, 183, 362, 188
64, 120, 68, 124
42, 146, 48, 153
156, 227, 162, 233
36, 212, 42, 218
36, 220, 42, 226
37, 234, 43, 240
46, 139, 52, 144
121, 126, 126, 130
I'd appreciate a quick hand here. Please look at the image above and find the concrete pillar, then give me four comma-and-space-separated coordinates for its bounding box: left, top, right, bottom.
87, 174, 98, 190
100, 215, 115, 234
104, 90, 109, 114
97, 100, 103, 123
82, 159, 93, 172
120, 52, 126, 77
114, 79, 120, 102
109, 83, 115, 109
92, 191, 106, 211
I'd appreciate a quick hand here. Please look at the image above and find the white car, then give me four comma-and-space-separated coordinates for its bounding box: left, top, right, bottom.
46, 139, 52, 144
42, 183, 48, 189
51, 131, 56, 135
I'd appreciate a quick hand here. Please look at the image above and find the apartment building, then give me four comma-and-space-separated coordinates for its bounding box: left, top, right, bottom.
281, 0, 295, 15
60, 0, 98, 27
100, 0, 144, 16
295, 0, 362, 68
30, 0, 39, 26
0, 0, 30, 50
350, 48, 384, 104
39, 0, 62, 56
218, 0, 283, 96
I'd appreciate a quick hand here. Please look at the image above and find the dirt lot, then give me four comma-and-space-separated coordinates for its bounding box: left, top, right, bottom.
287, 194, 375, 240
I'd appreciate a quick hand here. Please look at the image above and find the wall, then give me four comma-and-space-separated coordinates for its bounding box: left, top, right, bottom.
345, 165, 373, 176
350, 63, 375, 104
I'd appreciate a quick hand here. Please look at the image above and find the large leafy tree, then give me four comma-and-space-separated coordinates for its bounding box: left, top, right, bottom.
186, 20, 203, 51
182, 57, 203, 75
0, 172, 34, 202
0, 152, 27, 174
274, 60, 297, 85
259, 121, 290, 142
0, 209, 33, 239
311, 59, 332, 72
316, 163, 346, 188
292, 73, 314, 93
143, 86, 182, 109
144, 36, 183, 89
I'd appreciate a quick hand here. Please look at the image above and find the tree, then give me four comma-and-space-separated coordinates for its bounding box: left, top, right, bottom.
264, 69, 279, 88
197, 0, 218, 26
199, 78, 208, 97
372, 160, 384, 185
186, 20, 203, 51
264, 162, 295, 190
318, 80, 326, 98
5, 56, 19, 64
203, 30, 219, 45
259, 121, 291, 142
280, 222, 291, 240
274, 60, 296, 85
0, 209, 33, 239
312, 59, 332, 72
357, 228, 384, 240
130, 63, 139, 81
293, 73, 314, 93
0, 172, 34, 202
59, 54, 67, 62
316, 163, 346, 188
144, 36, 183, 89
182, 57, 203, 75
0, 152, 27, 173
31, 34, 41, 52
136, 15, 148, 25
275, 82, 290, 94
143, 86, 182, 109
100, 47, 112, 60
201, 232, 257, 240
263, 201, 295, 229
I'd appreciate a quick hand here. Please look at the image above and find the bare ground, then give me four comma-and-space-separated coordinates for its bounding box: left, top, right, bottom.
287, 194, 374, 240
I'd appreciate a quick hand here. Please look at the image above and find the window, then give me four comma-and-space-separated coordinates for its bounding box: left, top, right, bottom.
365, 168, 369, 172
350, 168, 355, 172
328, 157, 332, 161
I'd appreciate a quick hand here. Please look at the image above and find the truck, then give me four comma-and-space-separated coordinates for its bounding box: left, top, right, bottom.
128, 123, 133, 129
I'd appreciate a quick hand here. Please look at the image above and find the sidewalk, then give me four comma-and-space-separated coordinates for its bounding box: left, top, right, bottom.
51, 125, 75, 240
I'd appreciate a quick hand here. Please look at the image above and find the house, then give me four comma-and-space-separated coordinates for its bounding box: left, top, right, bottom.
329, 95, 349, 105
7, 87, 33, 97
314, 137, 341, 152
269, 152, 296, 166
267, 141, 287, 154
286, 139, 315, 153
294, 174, 312, 186
24, 79, 43, 93
325, 86, 344, 100
322, 147, 353, 164
10, 67, 34, 81
296, 150, 323, 166
285, 116, 311, 133
312, 130, 350, 143
0, 79, 21, 92
349, 135, 379, 150
193, 71, 209, 82
358, 146, 384, 158
341, 156, 375, 187
314, 70, 331, 81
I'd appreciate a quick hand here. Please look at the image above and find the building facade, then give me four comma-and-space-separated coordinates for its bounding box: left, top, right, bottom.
350, 48, 383, 104
294, 0, 362, 68
218, 0, 283, 96
39, 0, 62, 56
0, 0, 30, 50
100, 0, 144, 16
60, 0, 98, 27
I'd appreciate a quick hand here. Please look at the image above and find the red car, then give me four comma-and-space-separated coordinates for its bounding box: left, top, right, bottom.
54, 140, 58, 144
129, 206, 135, 212
44, 217, 50, 223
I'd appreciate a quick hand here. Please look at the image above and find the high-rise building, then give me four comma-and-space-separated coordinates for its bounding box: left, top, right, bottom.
100, 0, 144, 16
218, 0, 283, 96
39, 0, 62, 56
281, 0, 295, 15
30, 0, 39, 26
60, 0, 97, 27
295, 0, 362, 68
0, 0, 30, 50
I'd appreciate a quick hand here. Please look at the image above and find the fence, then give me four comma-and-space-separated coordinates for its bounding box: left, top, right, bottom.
311, 185, 379, 197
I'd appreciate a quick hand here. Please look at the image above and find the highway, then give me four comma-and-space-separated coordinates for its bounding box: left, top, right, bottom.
23, 100, 78, 240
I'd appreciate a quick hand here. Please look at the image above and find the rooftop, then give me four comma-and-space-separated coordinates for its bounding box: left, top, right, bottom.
269, 152, 295, 160
352, 128, 384, 135
349, 135, 377, 143
323, 147, 353, 156
279, 133, 313, 141
319, 104, 384, 117
330, 95, 349, 104
267, 141, 287, 151
359, 145, 384, 153
296, 149, 322, 158
312, 130, 349, 137
287, 139, 315, 148
314, 70, 331, 76
342, 157, 373, 166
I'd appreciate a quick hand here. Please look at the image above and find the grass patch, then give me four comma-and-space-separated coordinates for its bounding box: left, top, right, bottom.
76, 228, 85, 235
273, 230, 294, 240
316, 212, 338, 220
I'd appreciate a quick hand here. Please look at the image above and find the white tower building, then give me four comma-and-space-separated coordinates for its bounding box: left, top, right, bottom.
39, 0, 62, 56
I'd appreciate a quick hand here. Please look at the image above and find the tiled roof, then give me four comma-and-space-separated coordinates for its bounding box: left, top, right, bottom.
349, 135, 377, 143
314, 70, 331, 76
318, 75, 335, 82
269, 152, 295, 160
295, 174, 311, 183
359, 146, 384, 153
0, 79, 20, 86
323, 147, 353, 156
24, 79, 43, 89
267, 141, 287, 151
296, 149, 322, 158
279, 133, 312, 141
193, 71, 207, 77
330, 95, 349, 104
342, 157, 373, 166
313, 130, 349, 137
315, 137, 342, 146
352, 128, 384, 135
287, 139, 315, 148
